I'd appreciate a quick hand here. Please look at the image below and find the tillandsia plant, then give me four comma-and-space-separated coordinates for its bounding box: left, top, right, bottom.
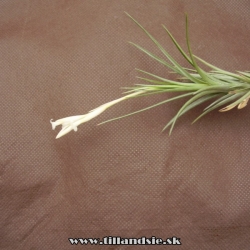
51, 13, 250, 139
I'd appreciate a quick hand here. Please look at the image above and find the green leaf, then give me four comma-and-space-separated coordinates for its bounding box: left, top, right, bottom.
194, 56, 250, 83
194, 85, 235, 94
98, 92, 193, 126
162, 24, 193, 65
219, 89, 250, 111
129, 42, 178, 73
125, 12, 206, 84
168, 89, 226, 134
136, 69, 205, 89
185, 15, 218, 85
192, 92, 245, 123
204, 93, 233, 111
162, 93, 221, 132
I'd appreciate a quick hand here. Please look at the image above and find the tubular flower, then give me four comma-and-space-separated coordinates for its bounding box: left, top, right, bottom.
50, 91, 144, 139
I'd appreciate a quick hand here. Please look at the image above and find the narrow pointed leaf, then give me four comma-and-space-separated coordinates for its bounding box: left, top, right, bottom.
98, 92, 193, 126
162, 24, 193, 65
125, 12, 206, 84
193, 92, 245, 122
162, 93, 220, 132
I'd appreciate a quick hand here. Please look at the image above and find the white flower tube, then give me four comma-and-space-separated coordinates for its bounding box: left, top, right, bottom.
50, 91, 144, 139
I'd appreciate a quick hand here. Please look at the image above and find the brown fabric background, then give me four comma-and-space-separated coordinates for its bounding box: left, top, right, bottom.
1, 1, 250, 249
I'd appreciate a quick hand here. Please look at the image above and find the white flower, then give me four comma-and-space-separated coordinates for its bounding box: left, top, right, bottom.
50, 91, 145, 139
50, 106, 107, 139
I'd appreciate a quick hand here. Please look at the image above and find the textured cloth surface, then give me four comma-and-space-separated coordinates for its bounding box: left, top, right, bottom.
1, 1, 250, 249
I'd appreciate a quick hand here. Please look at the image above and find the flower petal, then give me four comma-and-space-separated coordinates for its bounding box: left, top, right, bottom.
56, 125, 73, 139
50, 119, 57, 130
